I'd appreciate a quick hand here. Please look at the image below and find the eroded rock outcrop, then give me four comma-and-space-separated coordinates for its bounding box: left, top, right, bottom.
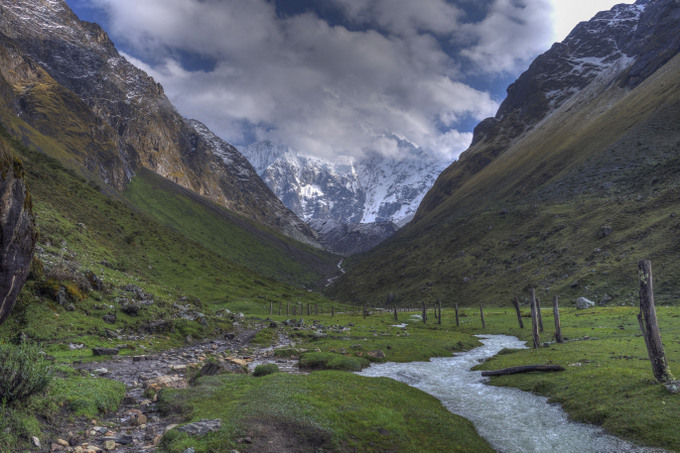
0, 140, 36, 325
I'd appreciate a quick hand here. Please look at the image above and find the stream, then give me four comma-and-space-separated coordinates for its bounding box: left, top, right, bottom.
357, 334, 664, 453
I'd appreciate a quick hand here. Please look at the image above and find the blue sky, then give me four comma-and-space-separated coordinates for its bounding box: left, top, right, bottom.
64, 0, 634, 162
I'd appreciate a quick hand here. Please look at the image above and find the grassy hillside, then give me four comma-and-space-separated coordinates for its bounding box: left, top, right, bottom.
124, 168, 338, 288
0, 127, 339, 350
328, 54, 680, 308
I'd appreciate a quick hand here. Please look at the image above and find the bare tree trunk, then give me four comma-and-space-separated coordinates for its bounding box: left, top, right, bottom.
511, 297, 524, 329
479, 304, 486, 328
638, 260, 673, 382
553, 295, 563, 343
530, 288, 540, 349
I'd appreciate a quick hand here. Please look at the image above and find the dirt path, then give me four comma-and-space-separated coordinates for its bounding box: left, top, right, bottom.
45, 324, 301, 452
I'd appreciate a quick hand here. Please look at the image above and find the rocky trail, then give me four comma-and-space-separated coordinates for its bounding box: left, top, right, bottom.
43, 322, 303, 453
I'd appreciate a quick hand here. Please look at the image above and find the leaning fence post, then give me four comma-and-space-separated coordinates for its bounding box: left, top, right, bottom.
511, 297, 524, 329
553, 295, 563, 343
530, 288, 540, 349
638, 260, 673, 382
479, 304, 486, 328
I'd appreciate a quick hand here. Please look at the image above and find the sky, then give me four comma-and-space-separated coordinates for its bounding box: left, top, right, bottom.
64, 0, 635, 163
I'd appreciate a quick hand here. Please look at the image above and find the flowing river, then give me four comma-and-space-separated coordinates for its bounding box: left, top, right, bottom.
357, 334, 664, 453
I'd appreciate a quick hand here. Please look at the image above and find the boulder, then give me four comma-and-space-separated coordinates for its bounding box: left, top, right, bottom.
176, 419, 222, 437
0, 149, 37, 326
575, 297, 595, 309
143, 375, 188, 392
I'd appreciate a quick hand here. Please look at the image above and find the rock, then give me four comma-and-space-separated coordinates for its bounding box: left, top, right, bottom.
120, 300, 141, 316
143, 375, 188, 392
56, 438, 70, 447
367, 350, 386, 359
102, 440, 116, 451
31, 435, 40, 448
126, 409, 147, 426
183, 448, 195, 453
665, 382, 680, 394
92, 347, 119, 356
599, 224, 613, 238
599, 294, 612, 306
102, 313, 116, 324
65, 303, 76, 311
176, 419, 222, 437
575, 297, 595, 309
93, 368, 109, 375
85, 271, 103, 291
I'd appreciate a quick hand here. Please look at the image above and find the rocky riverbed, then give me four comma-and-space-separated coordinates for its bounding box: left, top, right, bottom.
44, 323, 302, 453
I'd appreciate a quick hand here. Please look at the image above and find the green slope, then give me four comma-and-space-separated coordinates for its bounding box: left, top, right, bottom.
124, 167, 338, 289
328, 54, 680, 308
0, 127, 335, 348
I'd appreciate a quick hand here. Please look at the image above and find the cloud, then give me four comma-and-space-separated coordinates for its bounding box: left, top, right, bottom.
458, 0, 555, 74
90, 0, 557, 162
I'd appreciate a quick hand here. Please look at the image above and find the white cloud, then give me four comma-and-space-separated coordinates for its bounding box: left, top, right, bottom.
551, 0, 637, 42
91, 0, 565, 162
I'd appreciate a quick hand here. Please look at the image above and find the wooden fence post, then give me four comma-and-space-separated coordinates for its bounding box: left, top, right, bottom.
438, 301, 442, 325
511, 297, 524, 328
393, 305, 398, 322
638, 260, 673, 382
530, 288, 540, 349
553, 295, 563, 343
422, 301, 427, 323
332, 306, 335, 318
278, 302, 282, 316
454, 303, 460, 327
479, 304, 486, 328
536, 297, 544, 333
287, 302, 289, 316
269, 301, 273, 317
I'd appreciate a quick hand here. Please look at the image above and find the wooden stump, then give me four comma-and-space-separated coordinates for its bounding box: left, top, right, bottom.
638, 260, 673, 382
530, 288, 540, 349
511, 297, 524, 329
553, 295, 563, 343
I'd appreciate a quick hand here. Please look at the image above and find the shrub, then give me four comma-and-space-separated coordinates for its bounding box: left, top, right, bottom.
253, 363, 279, 377
0, 342, 52, 404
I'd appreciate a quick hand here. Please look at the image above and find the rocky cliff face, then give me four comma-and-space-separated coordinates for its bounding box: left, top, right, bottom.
417, 0, 676, 218
0, 0, 320, 247
0, 140, 36, 325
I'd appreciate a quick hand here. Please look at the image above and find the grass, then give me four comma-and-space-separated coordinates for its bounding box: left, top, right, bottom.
158, 371, 494, 453
328, 53, 680, 310
124, 168, 338, 288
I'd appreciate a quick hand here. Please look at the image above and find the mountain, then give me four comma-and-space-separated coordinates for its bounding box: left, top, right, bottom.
328, 0, 680, 306
239, 138, 447, 253
0, 0, 320, 248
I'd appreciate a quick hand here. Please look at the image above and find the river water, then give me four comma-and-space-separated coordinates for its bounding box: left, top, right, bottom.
357, 334, 664, 453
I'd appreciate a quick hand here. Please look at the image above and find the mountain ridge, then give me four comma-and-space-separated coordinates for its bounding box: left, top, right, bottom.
0, 0, 321, 247
328, 0, 680, 306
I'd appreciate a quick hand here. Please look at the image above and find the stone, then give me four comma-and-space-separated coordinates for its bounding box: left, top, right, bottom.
56, 438, 70, 447
126, 409, 147, 426
31, 436, 40, 448
176, 419, 222, 437
225, 332, 236, 340
92, 347, 119, 356
102, 313, 116, 324
102, 440, 116, 451
367, 350, 386, 359
143, 375, 188, 392
575, 297, 595, 309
